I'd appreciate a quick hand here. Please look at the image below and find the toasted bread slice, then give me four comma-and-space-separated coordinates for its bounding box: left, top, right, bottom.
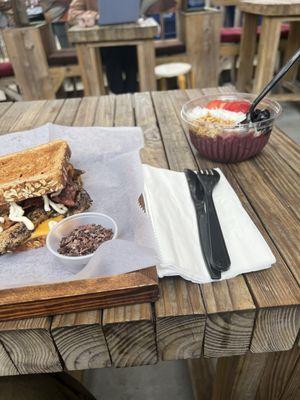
0, 140, 71, 205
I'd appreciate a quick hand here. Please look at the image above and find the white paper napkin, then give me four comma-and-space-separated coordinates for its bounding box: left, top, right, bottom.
143, 165, 276, 284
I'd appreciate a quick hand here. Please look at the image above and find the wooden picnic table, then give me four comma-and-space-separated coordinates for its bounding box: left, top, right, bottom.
0, 88, 299, 399
68, 19, 158, 96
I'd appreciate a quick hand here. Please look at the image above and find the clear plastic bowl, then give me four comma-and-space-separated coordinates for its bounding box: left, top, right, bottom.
46, 212, 118, 273
181, 93, 282, 163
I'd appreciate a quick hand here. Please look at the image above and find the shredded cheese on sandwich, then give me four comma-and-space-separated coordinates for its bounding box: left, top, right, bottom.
9, 202, 34, 231
42, 195, 68, 215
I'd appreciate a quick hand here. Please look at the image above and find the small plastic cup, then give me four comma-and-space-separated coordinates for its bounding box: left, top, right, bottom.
46, 212, 118, 273
181, 93, 282, 163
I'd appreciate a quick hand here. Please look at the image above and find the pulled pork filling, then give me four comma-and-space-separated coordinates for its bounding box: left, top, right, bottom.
0, 166, 92, 255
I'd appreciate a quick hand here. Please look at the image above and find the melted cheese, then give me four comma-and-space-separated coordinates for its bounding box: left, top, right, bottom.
30, 216, 64, 239
9, 202, 34, 230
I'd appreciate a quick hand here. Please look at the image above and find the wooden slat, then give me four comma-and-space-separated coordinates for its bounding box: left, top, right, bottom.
269, 127, 299, 174
134, 92, 206, 360
0, 102, 12, 118
134, 92, 168, 169
103, 304, 157, 367
0, 101, 39, 135
51, 311, 111, 370
188, 358, 217, 400
256, 346, 300, 400
211, 353, 269, 400
73, 96, 99, 126
182, 88, 300, 354
94, 95, 115, 127
0, 341, 18, 376
98, 92, 157, 367
0, 318, 62, 374
151, 90, 256, 358
279, 347, 300, 400
155, 279, 206, 360
54, 98, 81, 126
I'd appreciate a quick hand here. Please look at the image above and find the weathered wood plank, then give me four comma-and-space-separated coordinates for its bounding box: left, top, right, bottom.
134, 91, 206, 360
99, 92, 157, 367
134, 92, 168, 169
32, 99, 64, 127
51, 311, 111, 370
102, 304, 157, 367
280, 347, 300, 400
0, 102, 12, 118
0, 341, 18, 376
188, 358, 217, 400
256, 346, 300, 400
0, 318, 62, 374
0, 101, 42, 134
73, 96, 99, 126
151, 90, 256, 357
94, 95, 115, 126
156, 278, 206, 360
54, 98, 81, 126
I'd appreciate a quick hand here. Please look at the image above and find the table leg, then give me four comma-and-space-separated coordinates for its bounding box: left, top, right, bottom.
137, 40, 156, 92
210, 347, 300, 400
253, 17, 281, 94
283, 21, 300, 83
236, 13, 258, 92
76, 44, 105, 96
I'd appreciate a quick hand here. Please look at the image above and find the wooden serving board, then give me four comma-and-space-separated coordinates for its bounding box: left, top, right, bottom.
0, 266, 158, 321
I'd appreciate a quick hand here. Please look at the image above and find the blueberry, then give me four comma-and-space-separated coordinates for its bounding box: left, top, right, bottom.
251, 108, 271, 123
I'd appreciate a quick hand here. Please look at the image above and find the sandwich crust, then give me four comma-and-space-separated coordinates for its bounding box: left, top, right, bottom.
0, 140, 71, 206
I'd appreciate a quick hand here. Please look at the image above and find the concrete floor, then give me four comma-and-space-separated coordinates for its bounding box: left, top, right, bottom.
82, 101, 299, 400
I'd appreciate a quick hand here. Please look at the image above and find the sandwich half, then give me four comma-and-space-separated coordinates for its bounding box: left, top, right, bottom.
0, 140, 92, 255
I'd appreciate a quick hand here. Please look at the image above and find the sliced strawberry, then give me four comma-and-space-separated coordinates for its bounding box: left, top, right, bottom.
223, 101, 250, 113
206, 100, 227, 109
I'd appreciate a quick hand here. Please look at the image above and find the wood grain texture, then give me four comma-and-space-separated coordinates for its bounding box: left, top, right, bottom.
94, 95, 115, 126
251, 307, 300, 353
134, 91, 206, 361
0, 341, 18, 376
256, 346, 300, 400
99, 90, 157, 368
51, 311, 111, 371
212, 352, 269, 400
188, 358, 217, 400
253, 17, 281, 93
54, 98, 81, 126
137, 40, 156, 92
155, 278, 206, 360
280, 347, 300, 400
103, 304, 157, 368
236, 13, 258, 91
181, 10, 221, 88
240, 0, 300, 16
68, 20, 158, 43
0, 318, 62, 374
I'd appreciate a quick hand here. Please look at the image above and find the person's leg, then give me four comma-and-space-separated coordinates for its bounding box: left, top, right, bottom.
52, 22, 69, 48
122, 46, 138, 93
101, 47, 124, 94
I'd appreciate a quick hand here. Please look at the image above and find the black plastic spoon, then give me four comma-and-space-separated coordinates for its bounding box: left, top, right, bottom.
243, 47, 300, 123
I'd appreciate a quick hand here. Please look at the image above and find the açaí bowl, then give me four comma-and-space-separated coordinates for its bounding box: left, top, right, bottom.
181, 93, 282, 163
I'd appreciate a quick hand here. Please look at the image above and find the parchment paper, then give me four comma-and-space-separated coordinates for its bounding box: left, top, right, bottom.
0, 124, 158, 289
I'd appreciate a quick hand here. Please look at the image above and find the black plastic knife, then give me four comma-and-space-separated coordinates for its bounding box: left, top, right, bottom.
184, 169, 221, 280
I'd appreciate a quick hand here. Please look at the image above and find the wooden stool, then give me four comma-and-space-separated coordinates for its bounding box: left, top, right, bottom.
155, 62, 194, 90
237, 0, 300, 101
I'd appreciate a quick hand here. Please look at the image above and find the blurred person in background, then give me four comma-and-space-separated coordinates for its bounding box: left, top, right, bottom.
40, 0, 71, 48
68, 0, 177, 94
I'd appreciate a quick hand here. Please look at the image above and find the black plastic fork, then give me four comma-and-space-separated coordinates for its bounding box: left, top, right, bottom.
197, 169, 231, 272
